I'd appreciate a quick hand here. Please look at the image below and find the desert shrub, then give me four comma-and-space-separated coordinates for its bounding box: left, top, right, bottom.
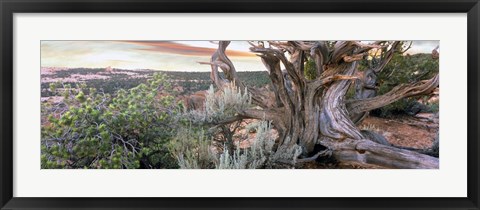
168, 127, 217, 169
41, 73, 181, 169
187, 83, 252, 124
425, 101, 439, 113
185, 83, 253, 155
181, 84, 301, 169
217, 120, 275, 169
217, 121, 302, 169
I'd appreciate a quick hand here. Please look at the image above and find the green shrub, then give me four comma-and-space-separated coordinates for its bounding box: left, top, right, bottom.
41, 73, 180, 169
168, 127, 216, 169
186, 83, 252, 124
425, 101, 439, 113
304, 57, 317, 80
180, 83, 301, 169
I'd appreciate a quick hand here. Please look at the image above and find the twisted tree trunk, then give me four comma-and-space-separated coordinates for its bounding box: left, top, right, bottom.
202, 41, 439, 169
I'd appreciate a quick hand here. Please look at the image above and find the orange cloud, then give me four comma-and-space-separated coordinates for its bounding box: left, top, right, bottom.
120, 41, 256, 57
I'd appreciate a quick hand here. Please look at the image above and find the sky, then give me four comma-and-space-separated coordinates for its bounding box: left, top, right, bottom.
41, 40, 439, 72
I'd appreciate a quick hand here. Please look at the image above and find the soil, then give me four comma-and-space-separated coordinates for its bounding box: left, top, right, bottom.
359, 113, 439, 149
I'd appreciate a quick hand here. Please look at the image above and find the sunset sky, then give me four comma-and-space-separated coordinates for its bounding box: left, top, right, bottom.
41, 41, 439, 72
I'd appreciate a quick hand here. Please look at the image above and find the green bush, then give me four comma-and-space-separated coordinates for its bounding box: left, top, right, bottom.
168, 126, 217, 169
369, 53, 439, 117
41, 73, 181, 169
214, 120, 302, 169
304, 57, 317, 80
425, 101, 439, 113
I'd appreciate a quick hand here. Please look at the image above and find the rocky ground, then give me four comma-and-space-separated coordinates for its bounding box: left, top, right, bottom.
307, 113, 438, 169
359, 113, 438, 149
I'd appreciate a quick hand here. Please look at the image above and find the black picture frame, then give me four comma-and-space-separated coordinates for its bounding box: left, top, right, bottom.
1, 0, 479, 209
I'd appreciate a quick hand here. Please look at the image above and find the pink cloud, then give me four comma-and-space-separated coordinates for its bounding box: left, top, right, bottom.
120, 41, 256, 57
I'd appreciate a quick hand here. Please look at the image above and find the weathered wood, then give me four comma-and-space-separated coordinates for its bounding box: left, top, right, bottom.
322, 138, 439, 169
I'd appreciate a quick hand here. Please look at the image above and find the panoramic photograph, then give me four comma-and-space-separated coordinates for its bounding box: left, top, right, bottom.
40, 40, 439, 169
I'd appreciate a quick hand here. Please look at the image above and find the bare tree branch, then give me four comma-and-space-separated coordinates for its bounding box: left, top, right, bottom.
372, 41, 401, 73
347, 74, 439, 114
343, 53, 368, 62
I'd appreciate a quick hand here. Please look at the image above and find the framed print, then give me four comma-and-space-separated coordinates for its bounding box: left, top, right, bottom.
1, 0, 479, 209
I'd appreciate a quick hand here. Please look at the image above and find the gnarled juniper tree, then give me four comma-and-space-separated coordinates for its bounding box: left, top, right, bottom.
200, 41, 439, 169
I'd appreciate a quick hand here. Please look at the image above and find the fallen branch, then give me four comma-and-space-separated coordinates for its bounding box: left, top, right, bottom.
321, 138, 439, 169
